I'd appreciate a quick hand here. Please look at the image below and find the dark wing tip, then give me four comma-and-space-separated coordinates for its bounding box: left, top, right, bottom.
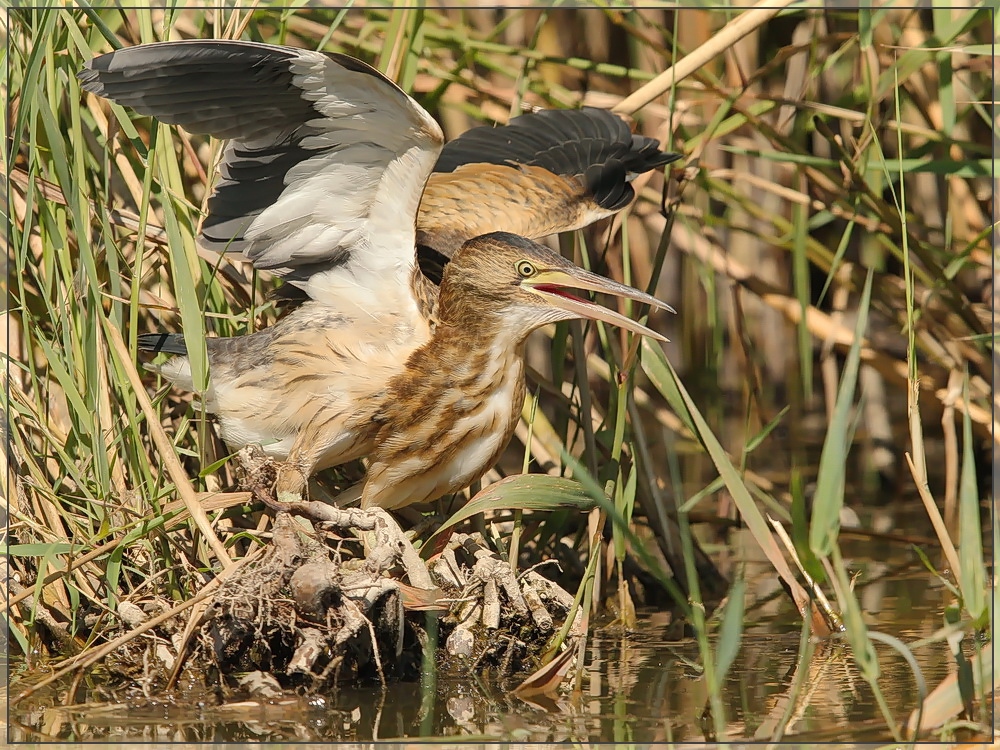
585, 159, 631, 212
627, 134, 683, 171
77, 55, 107, 93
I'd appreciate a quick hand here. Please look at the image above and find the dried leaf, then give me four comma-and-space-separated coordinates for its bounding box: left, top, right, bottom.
513, 641, 578, 698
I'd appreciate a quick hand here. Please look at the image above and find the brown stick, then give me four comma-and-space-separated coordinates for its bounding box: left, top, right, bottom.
614, 1, 797, 115
12, 568, 230, 706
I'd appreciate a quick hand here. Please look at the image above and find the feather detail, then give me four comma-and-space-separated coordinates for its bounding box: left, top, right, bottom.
80, 40, 443, 319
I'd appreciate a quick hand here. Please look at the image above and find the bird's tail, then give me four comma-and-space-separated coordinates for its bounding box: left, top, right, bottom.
137, 332, 202, 397
138, 332, 188, 356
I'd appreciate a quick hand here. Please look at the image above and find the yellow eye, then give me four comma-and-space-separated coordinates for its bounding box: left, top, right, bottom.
516, 260, 536, 277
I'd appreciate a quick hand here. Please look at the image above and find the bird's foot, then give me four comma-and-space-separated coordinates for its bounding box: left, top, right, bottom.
273, 463, 309, 506
258, 499, 434, 591
361, 507, 434, 590
276, 490, 304, 508
232, 444, 277, 491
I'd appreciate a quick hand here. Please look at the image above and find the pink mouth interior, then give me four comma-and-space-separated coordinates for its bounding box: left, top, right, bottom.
534, 284, 591, 304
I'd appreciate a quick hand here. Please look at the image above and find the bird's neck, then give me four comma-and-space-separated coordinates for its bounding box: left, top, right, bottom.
434, 282, 517, 341
394, 284, 533, 437
379, 267, 533, 412
426, 315, 528, 388
401, 307, 529, 431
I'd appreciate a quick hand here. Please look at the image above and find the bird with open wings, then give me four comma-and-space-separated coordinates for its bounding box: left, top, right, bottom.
79, 40, 679, 511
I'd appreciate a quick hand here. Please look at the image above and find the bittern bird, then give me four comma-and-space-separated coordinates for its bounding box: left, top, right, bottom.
317, 231, 668, 510
79, 40, 677, 508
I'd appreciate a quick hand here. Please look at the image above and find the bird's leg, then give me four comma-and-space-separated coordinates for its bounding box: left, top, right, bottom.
359, 508, 434, 590
259, 454, 319, 514
275, 464, 306, 501
273, 442, 313, 507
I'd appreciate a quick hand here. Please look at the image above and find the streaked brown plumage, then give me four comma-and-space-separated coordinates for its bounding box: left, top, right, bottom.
418, 164, 599, 258
308, 232, 671, 510
78, 40, 678, 509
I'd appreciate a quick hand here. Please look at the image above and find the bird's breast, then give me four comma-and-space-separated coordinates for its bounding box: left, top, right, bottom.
442, 354, 526, 478
362, 346, 527, 510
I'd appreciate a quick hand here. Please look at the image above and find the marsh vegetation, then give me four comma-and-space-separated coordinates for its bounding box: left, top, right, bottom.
5, 4, 994, 744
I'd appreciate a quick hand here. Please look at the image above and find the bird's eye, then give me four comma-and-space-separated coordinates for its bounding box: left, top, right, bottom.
516, 260, 536, 277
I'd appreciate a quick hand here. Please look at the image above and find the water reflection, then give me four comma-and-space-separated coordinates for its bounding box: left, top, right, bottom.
8, 552, 956, 743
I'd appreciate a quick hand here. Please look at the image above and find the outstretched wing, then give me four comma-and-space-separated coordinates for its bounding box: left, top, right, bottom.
417, 107, 680, 257
79, 40, 443, 315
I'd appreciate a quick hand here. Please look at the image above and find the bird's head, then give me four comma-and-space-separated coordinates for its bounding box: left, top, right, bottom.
438, 232, 672, 342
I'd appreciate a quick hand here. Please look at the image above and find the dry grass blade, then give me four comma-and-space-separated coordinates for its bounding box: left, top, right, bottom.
103, 323, 232, 568
768, 516, 841, 629
615, 0, 798, 115
905, 453, 963, 578
397, 583, 449, 612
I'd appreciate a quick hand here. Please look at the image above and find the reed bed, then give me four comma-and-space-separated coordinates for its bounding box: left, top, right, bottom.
4, 3, 993, 743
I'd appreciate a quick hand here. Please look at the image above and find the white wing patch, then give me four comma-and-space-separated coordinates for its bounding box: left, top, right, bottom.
230, 47, 443, 317
80, 40, 444, 321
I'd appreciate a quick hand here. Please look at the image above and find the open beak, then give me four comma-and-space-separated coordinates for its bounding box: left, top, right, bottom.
526, 268, 674, 342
